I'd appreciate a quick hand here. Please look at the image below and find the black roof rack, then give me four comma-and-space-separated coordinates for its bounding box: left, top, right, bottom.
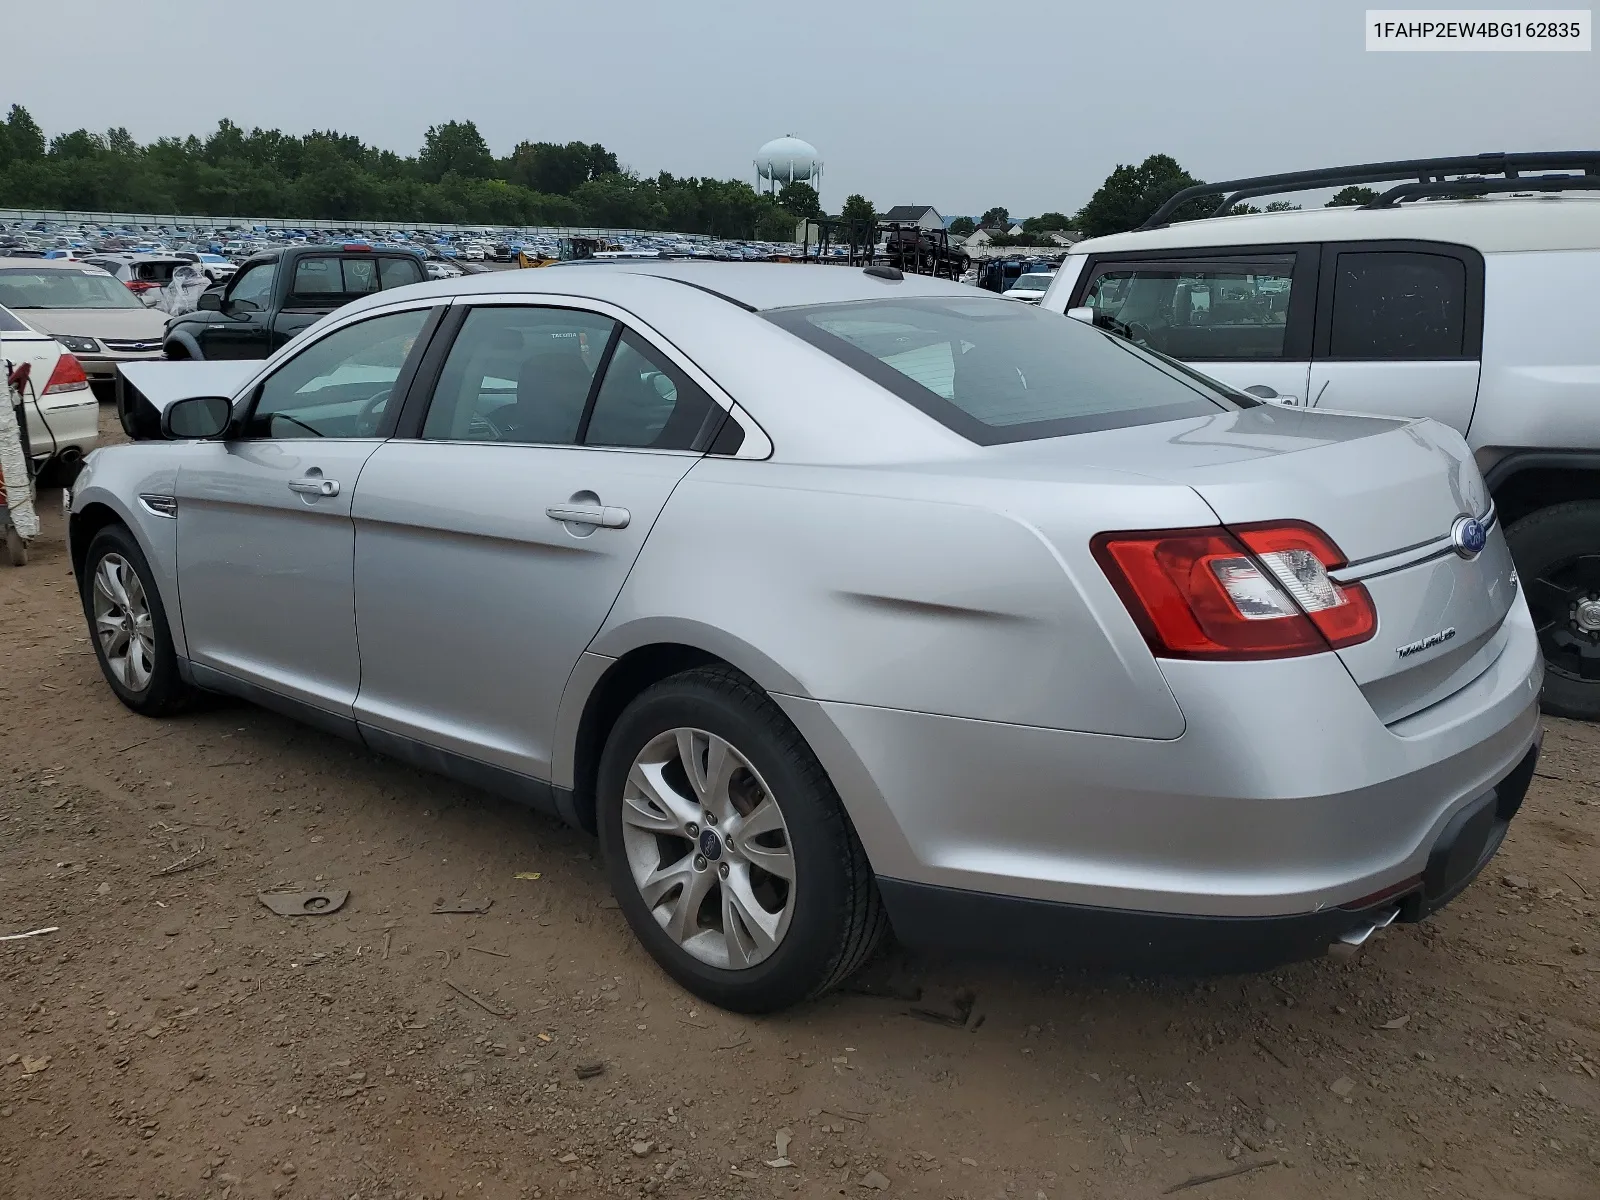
1140, 151, 1600, 229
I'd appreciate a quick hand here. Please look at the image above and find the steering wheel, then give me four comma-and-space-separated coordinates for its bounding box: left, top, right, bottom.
355, 388, 393, 435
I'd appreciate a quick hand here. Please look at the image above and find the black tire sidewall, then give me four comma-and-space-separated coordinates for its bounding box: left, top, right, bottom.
80, 525, 187, 716
1507, 501, 1600, 720
596, 673, 859, 1012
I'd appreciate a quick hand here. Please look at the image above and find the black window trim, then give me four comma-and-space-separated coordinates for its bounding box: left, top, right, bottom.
1067, 241, 1320, 362
1311, 238, 1484, 363
238, 302, 444, 442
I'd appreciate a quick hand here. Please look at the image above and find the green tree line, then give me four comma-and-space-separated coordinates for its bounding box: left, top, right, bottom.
0, 106, 825, 239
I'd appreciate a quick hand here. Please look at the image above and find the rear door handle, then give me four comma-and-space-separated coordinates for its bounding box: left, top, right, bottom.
288, 478, 340, 497
546, 504, 630, 529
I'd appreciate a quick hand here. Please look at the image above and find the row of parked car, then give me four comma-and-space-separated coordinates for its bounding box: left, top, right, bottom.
47, 151, 1594, 1015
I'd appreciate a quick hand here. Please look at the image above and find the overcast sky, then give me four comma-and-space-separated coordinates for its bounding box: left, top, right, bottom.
5, 0, 1597, 216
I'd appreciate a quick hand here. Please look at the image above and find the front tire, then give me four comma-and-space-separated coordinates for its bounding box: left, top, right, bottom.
80, 524, 193, 717
597, 666, 886, 1012
1507, 500, 1600, 721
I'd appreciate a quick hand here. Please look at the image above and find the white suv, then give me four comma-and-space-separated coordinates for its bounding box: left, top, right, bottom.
1041, 152, 1600, 720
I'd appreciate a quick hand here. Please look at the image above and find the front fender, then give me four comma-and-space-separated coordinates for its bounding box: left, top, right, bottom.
70, 449, 187, 658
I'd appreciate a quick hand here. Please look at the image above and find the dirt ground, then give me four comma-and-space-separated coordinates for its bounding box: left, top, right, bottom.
2, 406, 1597, 1200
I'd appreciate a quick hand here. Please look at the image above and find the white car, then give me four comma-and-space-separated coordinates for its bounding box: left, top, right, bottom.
0, 258, 167, 392
1000, 272, 1056, 303
0, 303, 98, 483
463, 245, 487, 261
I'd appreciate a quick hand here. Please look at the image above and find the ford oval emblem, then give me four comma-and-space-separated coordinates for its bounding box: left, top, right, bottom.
1451, 515, 1487, 560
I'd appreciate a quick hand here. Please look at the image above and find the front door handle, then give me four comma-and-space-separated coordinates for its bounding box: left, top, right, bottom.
288, 478, 340, 497
546, 504, 630, 529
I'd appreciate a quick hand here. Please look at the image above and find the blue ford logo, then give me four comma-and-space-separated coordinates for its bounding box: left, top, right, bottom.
698, 828, 723, 861
1451, 515, 1487, 559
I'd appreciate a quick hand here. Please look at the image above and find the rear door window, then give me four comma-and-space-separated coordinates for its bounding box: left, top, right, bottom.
1078, 255, 1299, 360
1324, 250, 1468, 359
583, 331, 721, 450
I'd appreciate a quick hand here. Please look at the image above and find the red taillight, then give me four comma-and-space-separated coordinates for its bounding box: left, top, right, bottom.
125, 279, 158, 293
342, 243, 372, 251
1231, 522, 1376, 650
1092, 522, 1375, 661
43, 353, 90, 395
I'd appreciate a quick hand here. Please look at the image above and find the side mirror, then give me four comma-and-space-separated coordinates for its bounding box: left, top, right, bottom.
161, 395, 232, 440
1066, 306, 1095, 323
196, 291, 222, 311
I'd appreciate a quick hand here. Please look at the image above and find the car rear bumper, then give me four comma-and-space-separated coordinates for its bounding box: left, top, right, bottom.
775, 595, 1543, 960
26, 395, 100, 460
876, 742, 1536, 971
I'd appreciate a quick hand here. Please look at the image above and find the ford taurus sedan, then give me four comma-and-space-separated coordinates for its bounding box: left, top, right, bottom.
68, 263, 1542, 1011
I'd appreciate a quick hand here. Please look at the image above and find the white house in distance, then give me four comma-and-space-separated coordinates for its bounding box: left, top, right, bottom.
880, 205, 944, 230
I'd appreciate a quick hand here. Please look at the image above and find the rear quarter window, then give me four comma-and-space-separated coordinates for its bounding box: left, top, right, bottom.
767, 296, 1236, 445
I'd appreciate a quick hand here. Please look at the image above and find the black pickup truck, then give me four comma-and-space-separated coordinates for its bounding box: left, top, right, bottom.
162, 244, 426, 360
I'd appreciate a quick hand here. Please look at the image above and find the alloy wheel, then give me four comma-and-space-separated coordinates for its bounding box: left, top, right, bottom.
1526, 552, 1600, 683
619, 727, 796, 970
92, 552, 155, 691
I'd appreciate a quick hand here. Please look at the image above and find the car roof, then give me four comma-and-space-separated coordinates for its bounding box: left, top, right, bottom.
0, 254, 114, 271
1072, 194, 1600, 256
361, 261, 979, 313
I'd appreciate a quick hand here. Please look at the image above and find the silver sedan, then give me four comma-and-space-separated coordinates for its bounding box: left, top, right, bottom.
70, 263, 1542, 1011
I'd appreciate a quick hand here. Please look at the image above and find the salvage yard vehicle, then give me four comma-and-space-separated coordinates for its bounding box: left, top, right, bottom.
0, 257, 166, 395
71, 263, 1541, 1012
161, 244, 426, 361
82, 253, 193, 306
1042, 151, 1600, 720
0, 303, 99, 485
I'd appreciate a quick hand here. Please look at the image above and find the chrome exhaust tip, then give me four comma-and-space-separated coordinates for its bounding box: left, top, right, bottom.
1327, 906, 1400, 959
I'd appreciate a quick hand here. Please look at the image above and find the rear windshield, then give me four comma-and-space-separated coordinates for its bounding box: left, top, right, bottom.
288, 254, 423, 303
766, 296, 1237, 444
0, 304, 32, 332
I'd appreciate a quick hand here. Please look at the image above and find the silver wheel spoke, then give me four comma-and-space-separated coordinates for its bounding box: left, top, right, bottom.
738, 836, 795, 882
625, 761, 700, 833
96, 613, 129, 652
677, 729, 737, 816
97, 558, 132, 611
733, 796, 785, 842
663, 865, 716, 945
722, 867, 782, 967
638, 856, 694, 908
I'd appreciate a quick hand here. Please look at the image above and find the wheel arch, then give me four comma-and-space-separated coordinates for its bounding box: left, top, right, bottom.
555, 622, 810, 834
1484, 451, 1600, 526
68, 490, 188, 659
163, 329, 203, 360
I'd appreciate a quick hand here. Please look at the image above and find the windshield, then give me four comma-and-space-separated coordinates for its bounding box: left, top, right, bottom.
767, 296, 1240, 445
0, 267, 144, 309
1009, 275, 1052, 292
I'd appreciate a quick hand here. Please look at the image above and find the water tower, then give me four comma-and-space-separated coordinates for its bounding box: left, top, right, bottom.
755, 135, 822, 198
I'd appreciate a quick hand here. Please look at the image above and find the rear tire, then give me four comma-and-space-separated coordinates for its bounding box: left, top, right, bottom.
596, 665, 886, 1012
1506, 500, 1600, 721
80, 524, 193, 717
5, 526, 25, 566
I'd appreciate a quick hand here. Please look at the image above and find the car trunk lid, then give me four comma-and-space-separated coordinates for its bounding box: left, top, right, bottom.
990, 405, 1517, 722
